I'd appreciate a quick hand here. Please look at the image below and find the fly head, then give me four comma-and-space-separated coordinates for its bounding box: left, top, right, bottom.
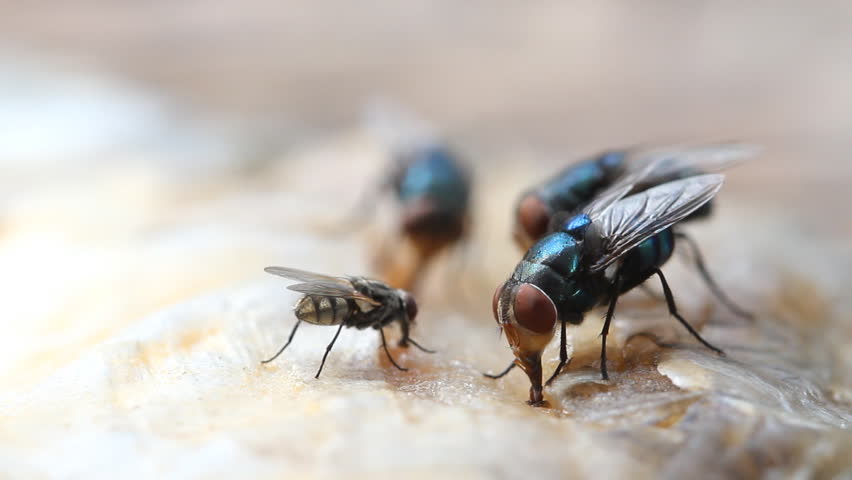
514, 193, 551, 250
493, 280, 558, 405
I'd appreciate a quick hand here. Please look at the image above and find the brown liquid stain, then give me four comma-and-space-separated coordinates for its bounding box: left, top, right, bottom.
652, 398, 697, 429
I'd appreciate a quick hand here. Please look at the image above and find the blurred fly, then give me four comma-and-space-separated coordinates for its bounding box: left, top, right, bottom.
391, 142, 471, 260
262, 266, 433, 377
350, 140, 472, 291
345, 104, 473, 291
488, 173, 727, 406
513, 143, 756, 319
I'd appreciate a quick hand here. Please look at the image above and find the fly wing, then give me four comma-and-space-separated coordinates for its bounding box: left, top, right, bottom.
264, 266, 381, 305
628, 143, 758, 182
581, 156, 667, 220
286, 283, 382, 306
264, 266, 351, 285
587, 174, 725, 273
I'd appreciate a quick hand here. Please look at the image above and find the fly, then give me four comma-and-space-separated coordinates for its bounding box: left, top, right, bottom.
488, 174, 727, 406
350, 140, 472, 291
513, 143, 756, 319
262, 266, 433, 378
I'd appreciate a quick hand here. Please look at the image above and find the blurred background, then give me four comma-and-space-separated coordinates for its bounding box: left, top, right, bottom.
2, 1, 851, 226
3, 0, 852, 394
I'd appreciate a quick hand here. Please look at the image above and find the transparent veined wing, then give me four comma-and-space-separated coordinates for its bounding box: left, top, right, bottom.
628, 143, 758, 183
264, 266, 352, 285
264, 266, 381, 305
581, 155, 668, 220
286, 283, 382, 306
587, 174, 725, 273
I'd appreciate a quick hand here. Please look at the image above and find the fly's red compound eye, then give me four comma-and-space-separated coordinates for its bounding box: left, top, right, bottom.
513, 283, 557, 334
516, 194, 550, 243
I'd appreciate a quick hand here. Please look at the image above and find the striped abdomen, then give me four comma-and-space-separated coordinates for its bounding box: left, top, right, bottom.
295, 295, 351, 326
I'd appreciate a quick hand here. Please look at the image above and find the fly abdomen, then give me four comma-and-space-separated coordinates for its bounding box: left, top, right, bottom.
295, 295, 350, 326
618, 228, 676, 293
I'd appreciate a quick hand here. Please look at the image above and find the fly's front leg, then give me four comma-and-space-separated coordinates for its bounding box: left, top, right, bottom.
380, 328, 408, 372
397, 315, 435, 353
397, 318, 410, 348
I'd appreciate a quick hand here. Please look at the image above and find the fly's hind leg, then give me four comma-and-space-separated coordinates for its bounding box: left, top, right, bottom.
261, 319, 302, 364
674, 231, 754, 320
651, 267, 725, 356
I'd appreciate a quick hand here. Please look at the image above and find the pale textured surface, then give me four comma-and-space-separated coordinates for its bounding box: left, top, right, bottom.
2, 65, 852, 479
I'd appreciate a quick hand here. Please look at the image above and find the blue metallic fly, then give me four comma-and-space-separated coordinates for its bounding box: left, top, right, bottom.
353, 104, 472, 290
390, 143, 471, 249
512, 143, 756, 320
489, 172, 727, 406
357, 140, 471, 291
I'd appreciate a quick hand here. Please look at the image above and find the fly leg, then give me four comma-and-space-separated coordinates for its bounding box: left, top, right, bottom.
545, 317, 571, 387
261, 319, 302, 364
406, 338, 436, 353
397, 319, 435, 353
674, 231, 753, 320
483, 361, 516, 379
600, 273, 624, 380
315, 322, 345, 378
380, 328, 409, 372
397, 319, 410, 348
652, 267, 725, 356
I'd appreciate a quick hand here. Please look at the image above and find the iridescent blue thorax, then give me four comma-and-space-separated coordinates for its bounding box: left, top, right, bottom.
396, 145, 470, 216
538, 151, 626, 213
512, 214, 601, 320
520, 232, 581, 278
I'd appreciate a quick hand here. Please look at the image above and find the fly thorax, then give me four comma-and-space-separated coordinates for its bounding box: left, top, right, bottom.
523, 232, 583, 278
